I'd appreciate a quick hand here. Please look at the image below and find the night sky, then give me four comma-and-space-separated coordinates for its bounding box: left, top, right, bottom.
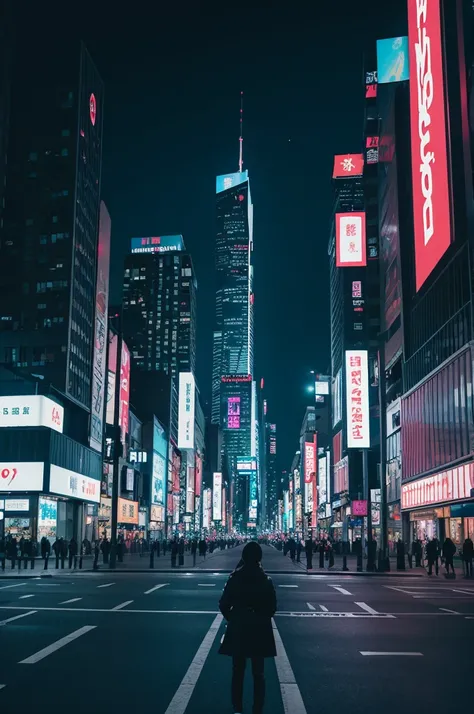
22, 0, 402, 470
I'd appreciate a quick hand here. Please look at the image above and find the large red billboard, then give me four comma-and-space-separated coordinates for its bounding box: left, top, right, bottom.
408, 0, 452, 291
119, 342, 130, 450
332, 154, 364, 179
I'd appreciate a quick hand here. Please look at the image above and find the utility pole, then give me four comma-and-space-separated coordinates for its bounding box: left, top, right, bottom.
109, 327, 123, 570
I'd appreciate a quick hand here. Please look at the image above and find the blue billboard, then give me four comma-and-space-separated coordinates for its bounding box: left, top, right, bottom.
376, 36, 409, 84
131, 235, 184, 254
216, 171, 248, 194
152, 418, 168, 506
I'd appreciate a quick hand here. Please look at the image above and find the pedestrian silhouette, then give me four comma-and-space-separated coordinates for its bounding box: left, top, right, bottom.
219, 542, 277, 714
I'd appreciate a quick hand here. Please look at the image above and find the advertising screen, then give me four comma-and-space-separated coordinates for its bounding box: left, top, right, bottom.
213, 472, 222, 521
186, 464, 195, 514
178, 372, 195, 449
332, 154, 364, 178
0, 395, 63, 433
248, 471, 258, 522
119, 342, 130, 451
345, 350, 370, 449
38, 496, 57, 542
90, 201, 111, 452
318, 456, 327, 505
408, 0, 451, 291
130, 235, 184, 254
336, 212, 367, 267
117, 497, 139, 525
216, 171, 248, 193
377, 36, 409, 83
202, 488, 212, 529
49, 465, 100, 504
0, 462, 44, 492
227, 396, 241, 429
152, 453, 165, 505
195, 454, 202, 497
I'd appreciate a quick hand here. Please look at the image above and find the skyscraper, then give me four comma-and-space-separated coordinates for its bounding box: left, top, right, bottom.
0, 38, 104, 410
122, 236, 197, 378
212, 101, 255, 529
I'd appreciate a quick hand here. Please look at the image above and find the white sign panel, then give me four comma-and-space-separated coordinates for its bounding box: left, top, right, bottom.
0, 462, 44, 492
213, 472, 222, 521
345, 350, 371, 448
203, 488, 211, 529
0, 395, 63, 433
49, 464, 101, 504
318, 456, 327, 505
401, 462, 474, 510
178, 372, 195, 449
5, 499, 30, 512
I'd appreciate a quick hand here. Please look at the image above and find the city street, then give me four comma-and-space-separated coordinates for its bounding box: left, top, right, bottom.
0, 545, 473, 713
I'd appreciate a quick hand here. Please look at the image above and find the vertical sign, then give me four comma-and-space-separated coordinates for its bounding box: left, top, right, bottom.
408, 0, 452, 291
213, 472, 222, 521
345, 350, 370, 448
90, 202, 111, 452
178, 372, 195, 449
119, 342, 130, 450
106, 332, 118, 426
335, 212, 367, 267
304, 436, 317, 521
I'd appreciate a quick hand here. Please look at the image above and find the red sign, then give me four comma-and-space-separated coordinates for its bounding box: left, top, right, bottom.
408, 0, 451, 291
89, 93, 96, 126
365, 83, 377, 99
304, 440, 316, 484
119, 342, 130, 449
401, 463, 474, 510
352, 499, 368, 516
336, 213, 367, 267
332, 154, 364, 178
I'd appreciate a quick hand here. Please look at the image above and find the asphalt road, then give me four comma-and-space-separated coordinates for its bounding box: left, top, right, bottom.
0, 545, 473, 713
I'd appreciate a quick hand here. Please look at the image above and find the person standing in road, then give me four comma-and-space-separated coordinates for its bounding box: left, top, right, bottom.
442, 537, 456, 577
462, 536, 473, 578
426, 537, 440, 576
219, 542, 277, 714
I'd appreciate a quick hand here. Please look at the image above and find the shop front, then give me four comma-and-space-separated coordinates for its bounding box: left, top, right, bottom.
402, 462, 474, 546
117, 497, 141, 549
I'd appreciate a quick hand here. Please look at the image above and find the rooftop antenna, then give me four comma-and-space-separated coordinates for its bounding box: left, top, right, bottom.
239, 91, 244, 173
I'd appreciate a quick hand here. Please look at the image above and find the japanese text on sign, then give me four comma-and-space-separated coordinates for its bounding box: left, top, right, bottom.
345, 350, 370, 449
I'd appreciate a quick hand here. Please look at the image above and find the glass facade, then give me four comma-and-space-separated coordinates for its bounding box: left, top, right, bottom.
401, 347, 474, 481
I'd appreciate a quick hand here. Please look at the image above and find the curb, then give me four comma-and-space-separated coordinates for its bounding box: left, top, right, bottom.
0, 574, 53, 580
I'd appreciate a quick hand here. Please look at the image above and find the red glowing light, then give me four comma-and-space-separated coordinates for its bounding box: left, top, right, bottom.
238, 194, 244, 202
89, 93, 97, 126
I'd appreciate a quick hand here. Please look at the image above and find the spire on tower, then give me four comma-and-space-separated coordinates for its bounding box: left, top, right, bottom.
239, 91, 244, 173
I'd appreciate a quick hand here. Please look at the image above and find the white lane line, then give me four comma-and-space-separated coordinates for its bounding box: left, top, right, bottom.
0, 611, 37, 626
19, 625, 96, 664
307, 603, 315, 611
112, 600, 134, 611
329, 585, 352, 595
59, 598, 82, 605
164, 614, 223, 714
19, 595, 35, 600
0, 583, 25, 590
272, 620, 307, 714
279, 585, 298, 588
0, 684, 5, 690
97, 583, 115, 589
360, 651, 423, 657
452, 589, 474, 595
319, 605, 329, 612
355, 602, 379, 615
439, 608, 460, 614
144, 583, 169, 595
197, 584, 216, 587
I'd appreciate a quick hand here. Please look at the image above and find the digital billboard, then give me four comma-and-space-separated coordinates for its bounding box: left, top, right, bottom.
408, 0, 451, 291
119, 342, 130, 449
178, 372, 195, 449
0, 462, 44, 492
332, 154, 364, 179
130, 235, 184, 254
377, 36, 409, 84
345, 350, 370, 449
90, 201, 111, 452
216, 171, 248, 193
0, 396, 63, 433
152, 418, 167, 506
336, 212, 367, 267
213, 472, 222, 521
106, 332, 118, 426
227, 396, 241, 429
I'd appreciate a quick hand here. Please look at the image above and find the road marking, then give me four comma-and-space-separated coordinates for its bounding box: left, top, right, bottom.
355, 602, 379, 615
97, 583, 115, 589
439, 608, 460, 614
59, 598, 82, 604
144, 583, 169, 595
0, 611, 36, 626
319, 605, 329, 612
452, 589, 474, 595
0, 684, 5, 690
360, 651, 423, 657
278, 612, 395, 619
197, 584, 216, 587
19, 625, 96, 664
279, 585, 298, 588
307, 603, 315, 610
164, 614, 223, 714
0, 583, 25, 590
112, 601, 134, 611
272, 620, 307, 714
19, 595, 35, 600
329, 585, 352, 595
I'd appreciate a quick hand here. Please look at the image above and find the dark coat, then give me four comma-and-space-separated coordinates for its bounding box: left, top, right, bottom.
218, 564, 277, 659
